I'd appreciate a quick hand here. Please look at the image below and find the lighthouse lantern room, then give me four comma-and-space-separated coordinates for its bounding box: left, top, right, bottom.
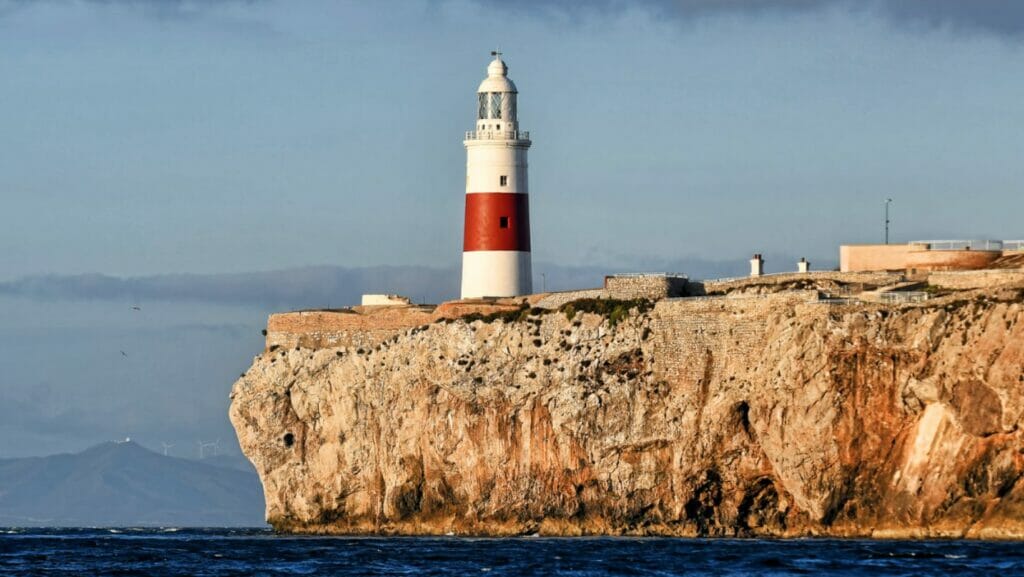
460, 52, 533, 299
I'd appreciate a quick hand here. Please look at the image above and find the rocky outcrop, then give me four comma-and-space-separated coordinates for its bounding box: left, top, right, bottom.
229, 287, 1024, 537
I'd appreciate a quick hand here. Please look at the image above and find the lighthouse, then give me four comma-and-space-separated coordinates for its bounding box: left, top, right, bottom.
460, 52, 533, 299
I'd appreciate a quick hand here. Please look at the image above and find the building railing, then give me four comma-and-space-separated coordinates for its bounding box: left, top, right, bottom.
910, 240, 1004, 251
879, 291, 929, 304
1004, 240, 1024, 251
607, 273, 688, 279
813, 298, 860, 306
701, 272, 787, 284
665, 291, 820, 303
704, 271, 859, 284
666, 294, 776, 302
465, 130, 530, 141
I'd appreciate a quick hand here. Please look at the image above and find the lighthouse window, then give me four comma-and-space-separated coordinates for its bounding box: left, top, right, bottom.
490, 92, 502, 119
478, 93, 487, 120
500, 175, 508, 186
499, 216, 509, 229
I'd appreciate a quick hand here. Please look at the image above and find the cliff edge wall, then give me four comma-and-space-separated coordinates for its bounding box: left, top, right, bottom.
230, 287, 1024, 537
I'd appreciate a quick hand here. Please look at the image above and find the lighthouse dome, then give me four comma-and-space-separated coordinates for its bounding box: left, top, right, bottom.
477, 55, 518, 94
487, 57, 507, 76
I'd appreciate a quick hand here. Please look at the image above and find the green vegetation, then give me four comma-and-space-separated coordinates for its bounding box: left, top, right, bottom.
563, 303, 577, 321
559, 298, 653, 327
440, 298, 654, 327
922, 284, 951, 298
455, 303, 549, 325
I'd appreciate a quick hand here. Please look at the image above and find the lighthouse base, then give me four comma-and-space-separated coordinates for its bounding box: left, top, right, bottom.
460, 251, 532, 299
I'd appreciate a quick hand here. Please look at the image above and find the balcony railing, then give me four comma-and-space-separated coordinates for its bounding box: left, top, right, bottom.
909, 240, 1004, 251
465, 130, 530, 141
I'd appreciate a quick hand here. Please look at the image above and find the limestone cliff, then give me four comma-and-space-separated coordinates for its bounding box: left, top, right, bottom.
230, 287, 1024, 537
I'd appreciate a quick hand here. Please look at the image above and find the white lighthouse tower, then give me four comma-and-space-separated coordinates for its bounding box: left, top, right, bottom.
460, 52, 533, 299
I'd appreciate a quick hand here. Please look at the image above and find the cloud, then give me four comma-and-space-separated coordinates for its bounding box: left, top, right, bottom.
875, 0, 1024, 37
469, 0, 1024, 39
0, 0, 261, 21
477, 0, 821, 19
8, 0, 1021, 37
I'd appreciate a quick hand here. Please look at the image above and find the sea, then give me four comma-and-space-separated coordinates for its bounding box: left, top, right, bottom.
2, 528, 1024, 576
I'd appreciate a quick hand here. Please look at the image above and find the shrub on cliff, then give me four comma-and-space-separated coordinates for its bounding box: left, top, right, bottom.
560, 298, 653, 326
454, 303, 548, 325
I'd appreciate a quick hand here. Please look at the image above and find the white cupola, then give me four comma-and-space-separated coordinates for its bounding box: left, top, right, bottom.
475, 52, 519, 134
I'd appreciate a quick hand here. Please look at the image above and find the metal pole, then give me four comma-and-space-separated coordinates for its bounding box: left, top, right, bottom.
885, 198, 892, 244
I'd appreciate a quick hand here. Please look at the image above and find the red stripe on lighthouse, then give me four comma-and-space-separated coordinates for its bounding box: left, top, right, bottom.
464, 193, 531, 252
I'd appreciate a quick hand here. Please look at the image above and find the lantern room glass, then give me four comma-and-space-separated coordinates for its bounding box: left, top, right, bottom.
478, 93, 487, 120
477, 92, 517, 124
489, 93, 503, 119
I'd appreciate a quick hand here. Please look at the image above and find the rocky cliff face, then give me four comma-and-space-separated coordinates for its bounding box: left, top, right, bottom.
230, 287, 1024, 537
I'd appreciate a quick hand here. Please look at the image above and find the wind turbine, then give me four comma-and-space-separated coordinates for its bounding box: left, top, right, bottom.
198, 440, 218, 459
161, 442, 174, 456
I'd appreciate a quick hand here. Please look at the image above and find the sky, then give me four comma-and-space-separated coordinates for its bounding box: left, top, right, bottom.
0, 0, 1022, 458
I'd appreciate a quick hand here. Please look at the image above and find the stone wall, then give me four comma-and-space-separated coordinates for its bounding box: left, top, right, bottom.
268, 283, 837, 353
700, 271, 902, 295
266, 308, 435, 351
267, 276, 878, 355
266, 301, 525, 350
432, 300, 525, 320
928, 270, 1024, 291
533, 274, 691, 309
650, 291, 821, 385
533, 288, 607, 310
604, 275, 689, 300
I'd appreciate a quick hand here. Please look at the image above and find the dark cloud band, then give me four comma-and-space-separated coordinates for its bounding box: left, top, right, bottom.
471, 0, 1024, 38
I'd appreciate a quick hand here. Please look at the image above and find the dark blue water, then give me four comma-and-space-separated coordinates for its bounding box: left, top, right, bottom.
2, 528, 1024, 576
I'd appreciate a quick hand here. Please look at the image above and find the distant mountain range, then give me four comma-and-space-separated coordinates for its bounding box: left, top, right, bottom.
0, 260, 776, 310
0, 442, 265, 527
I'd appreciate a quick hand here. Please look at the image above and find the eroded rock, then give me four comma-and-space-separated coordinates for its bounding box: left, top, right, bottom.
230, 289, 1024, 537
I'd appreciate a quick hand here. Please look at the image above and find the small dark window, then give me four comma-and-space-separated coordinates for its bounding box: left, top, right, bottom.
499, 216, 509, 229
500, 175, 508, 186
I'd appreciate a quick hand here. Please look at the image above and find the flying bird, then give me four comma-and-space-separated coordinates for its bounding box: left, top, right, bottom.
120, 350, 128, 357
131, 306, 141, 311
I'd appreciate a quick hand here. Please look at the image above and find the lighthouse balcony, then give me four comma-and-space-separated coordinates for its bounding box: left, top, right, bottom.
465, 130, 530, 142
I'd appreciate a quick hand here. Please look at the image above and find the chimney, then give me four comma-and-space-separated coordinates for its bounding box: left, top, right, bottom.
749, 253, 764, 277
797, 257, 810, 273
